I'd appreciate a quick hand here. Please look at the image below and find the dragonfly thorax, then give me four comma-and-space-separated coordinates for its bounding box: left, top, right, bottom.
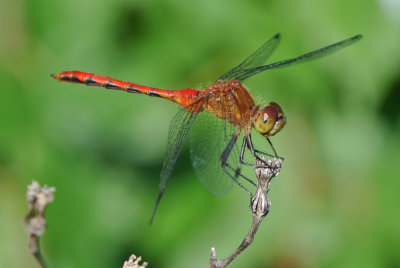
204, 80, 256, 128
254, 102, 286, 137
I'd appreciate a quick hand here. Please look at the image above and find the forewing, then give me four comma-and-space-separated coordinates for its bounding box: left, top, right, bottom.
150, 98, 204, 224
216, 33, 281, 82
235, 34, 362, 81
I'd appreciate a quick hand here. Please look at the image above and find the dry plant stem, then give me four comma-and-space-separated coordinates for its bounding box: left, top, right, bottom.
206, 157, 281, 268
27, 232, 48, 268
122, 254, 148, 268
23, 181, 55, 268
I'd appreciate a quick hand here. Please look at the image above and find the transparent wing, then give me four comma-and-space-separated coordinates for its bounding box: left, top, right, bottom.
216, 33, 281, 82
189, 110, 238, 195
190, 87, 259, 195
190, 117, 280, 196
235, 34, 362, 81
150, 98, 205, 224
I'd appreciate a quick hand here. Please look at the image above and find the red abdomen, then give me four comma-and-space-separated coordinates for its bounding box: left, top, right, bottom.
51, 71, 200, 107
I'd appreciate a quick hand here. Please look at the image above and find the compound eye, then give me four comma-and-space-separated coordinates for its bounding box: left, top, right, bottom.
254, 106, 277, 135
268, 102, 283, 117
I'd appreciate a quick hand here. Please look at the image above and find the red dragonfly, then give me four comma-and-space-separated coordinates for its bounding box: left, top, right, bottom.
52, 33, 362, 223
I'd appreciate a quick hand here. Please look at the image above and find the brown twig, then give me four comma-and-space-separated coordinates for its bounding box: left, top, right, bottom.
22, 160, 279, 268
23, 181, 56, 268
206, 157, 282, 268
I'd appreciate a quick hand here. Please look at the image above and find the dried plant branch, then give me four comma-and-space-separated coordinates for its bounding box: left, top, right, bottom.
122, 254, 148, 268
21, 159, 279, 268
206, 157, 282, 268
23, 181, 56, 268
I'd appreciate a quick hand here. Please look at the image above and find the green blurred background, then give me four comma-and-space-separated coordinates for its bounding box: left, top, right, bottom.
1, 0, 399, 267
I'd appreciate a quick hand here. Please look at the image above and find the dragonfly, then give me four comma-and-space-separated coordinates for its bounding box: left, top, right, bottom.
51, 33, 362, 223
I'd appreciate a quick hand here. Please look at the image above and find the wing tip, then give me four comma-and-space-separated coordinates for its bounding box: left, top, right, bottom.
352, 34, 363, 41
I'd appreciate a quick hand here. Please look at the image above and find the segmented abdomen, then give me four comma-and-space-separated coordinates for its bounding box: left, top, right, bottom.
51, 71, 200, 107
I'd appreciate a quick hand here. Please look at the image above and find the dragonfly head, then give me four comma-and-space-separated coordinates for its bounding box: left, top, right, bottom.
254, 102, 286, 137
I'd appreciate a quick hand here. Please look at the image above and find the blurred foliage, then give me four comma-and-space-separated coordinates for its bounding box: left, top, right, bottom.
1, 0, 400, 267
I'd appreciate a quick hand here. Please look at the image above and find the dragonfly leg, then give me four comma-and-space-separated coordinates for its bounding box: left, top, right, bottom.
267, 137, 284, 161
241, 135, 283, 172
221, 163, 253, 196
248, 134, 284, 162
240, 135, 271, 167
224, 162, 256, 187
220, 134, 253, 196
